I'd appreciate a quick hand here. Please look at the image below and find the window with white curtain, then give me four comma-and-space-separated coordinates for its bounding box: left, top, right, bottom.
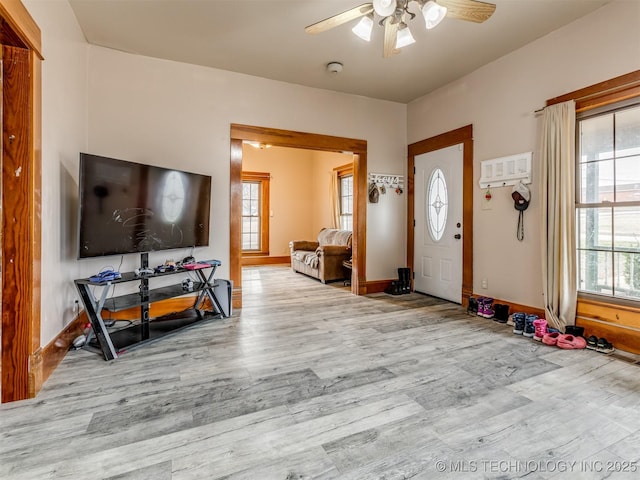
339, 174, 353, 231
576, 101, 640, 301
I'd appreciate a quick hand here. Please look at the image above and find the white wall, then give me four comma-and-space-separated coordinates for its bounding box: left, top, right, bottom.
24, 0, 89, 345
408, 0, 640, 309
85, 47, 408, 282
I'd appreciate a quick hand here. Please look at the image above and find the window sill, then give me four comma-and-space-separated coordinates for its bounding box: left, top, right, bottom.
242, 251, 270, 257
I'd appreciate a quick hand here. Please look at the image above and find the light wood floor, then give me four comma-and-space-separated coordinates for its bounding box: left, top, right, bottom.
1, 265, 640, 479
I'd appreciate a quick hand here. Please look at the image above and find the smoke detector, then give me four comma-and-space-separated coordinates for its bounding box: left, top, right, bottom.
326, 62, 343, 74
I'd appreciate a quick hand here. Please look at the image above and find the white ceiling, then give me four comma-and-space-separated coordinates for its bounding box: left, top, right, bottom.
68, 0, 611, 104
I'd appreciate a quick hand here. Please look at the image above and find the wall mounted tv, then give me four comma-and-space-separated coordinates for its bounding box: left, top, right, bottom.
78, 153, 212, 259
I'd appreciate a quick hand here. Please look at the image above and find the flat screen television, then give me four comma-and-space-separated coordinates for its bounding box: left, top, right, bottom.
78, 153, 212, 259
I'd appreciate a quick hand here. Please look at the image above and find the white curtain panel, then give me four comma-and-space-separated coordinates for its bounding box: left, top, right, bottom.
540, 100, 577, 331
330, 170, 340, 229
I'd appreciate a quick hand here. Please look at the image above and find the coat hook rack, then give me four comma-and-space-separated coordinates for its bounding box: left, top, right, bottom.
369, 173, 404, 194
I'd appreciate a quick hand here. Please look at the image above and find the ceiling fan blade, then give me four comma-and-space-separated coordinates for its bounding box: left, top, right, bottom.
438, 0, 496, 23
305, 3, 374, 35
383, 17, 399, 58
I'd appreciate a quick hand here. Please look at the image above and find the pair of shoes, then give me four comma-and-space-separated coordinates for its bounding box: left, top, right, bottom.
467, 296, 478, 315
587, 335, 615, 354
512, 313, 525, 335
523, 314, 538, 338
493, 304, 509, 323
477, 297, 494, 319
557, 334, 587, 349
542, 332, 561, 346
542, 332, 586, 348
565, 325, 585, 337
89, 268, 122, 283
533, 319, 548, 342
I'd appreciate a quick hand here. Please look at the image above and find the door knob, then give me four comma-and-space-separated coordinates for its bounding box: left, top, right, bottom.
454, 234, 461, 239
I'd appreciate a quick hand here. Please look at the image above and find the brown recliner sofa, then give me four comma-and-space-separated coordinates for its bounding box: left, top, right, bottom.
289, 228, 352, 283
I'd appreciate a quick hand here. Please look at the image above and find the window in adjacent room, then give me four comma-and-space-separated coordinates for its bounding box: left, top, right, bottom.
576, 101, 640, 301
241, 171, 270, 255
336, 164, 353, 231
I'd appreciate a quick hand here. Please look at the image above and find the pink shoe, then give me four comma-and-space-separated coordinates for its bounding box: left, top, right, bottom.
542, 332, 561, 346
533, 319, 548, 342
556, 334, 587, 350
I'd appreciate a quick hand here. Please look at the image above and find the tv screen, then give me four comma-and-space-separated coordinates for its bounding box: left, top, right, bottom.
78, 153, 211, 259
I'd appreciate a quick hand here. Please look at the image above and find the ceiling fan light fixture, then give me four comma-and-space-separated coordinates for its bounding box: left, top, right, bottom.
395, 23, 415, 49
422, 1, 447, 29
373, 0, 396, 17
352, 14, 374, 42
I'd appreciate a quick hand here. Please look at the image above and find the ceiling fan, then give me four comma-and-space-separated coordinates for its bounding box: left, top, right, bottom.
305, 0, 496, 58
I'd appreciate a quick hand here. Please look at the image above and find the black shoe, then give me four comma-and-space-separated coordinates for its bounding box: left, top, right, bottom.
565, 325, 584, 337
396, 268, 411, 294
595, 338, 615, 354
385, 280, 403, 295
493, 303, 509, 323
468, 296, 478, 315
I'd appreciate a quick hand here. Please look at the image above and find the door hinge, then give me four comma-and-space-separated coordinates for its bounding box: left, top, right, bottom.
413, 166, 416, 174
413, 219, 415, 227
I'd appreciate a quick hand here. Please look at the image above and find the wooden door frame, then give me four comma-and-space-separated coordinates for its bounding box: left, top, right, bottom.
407, 125, 473, 305
230, 124, 367, 307
0, 0, 43, 402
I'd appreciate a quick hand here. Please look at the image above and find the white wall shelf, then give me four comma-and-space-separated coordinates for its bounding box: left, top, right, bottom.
479, 152, 532, 189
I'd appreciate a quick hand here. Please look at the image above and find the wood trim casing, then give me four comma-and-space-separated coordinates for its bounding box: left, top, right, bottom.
1, 40, 42, 403
407, 125, 474, 305
0, 0, 42, 58
242, 255, 290, 266
334, 163, 354, 176
547, 70, 640, 112
230, 124, 368, 307
1, 0, 43, 403
230, 138, 244, 309
241, 171, 270, 257
30, 313, 87, 395
363, 279, 392, 294
576, 298, 640, 355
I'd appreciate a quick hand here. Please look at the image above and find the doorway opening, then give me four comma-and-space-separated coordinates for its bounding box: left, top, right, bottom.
230, 125, 367, 308
408, 125, 474, 306
240, 146, 352, 266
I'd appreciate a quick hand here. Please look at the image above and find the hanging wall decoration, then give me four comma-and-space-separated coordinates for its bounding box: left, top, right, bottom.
368, 173, 404, 195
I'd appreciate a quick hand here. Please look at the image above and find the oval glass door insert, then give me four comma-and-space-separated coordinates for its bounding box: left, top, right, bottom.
427, 167, 448, 241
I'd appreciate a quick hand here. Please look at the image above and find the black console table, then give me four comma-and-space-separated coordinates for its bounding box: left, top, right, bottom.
75, 256, 231, 360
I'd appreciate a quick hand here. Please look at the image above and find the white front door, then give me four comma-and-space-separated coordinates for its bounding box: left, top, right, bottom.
414, 144, 463, 303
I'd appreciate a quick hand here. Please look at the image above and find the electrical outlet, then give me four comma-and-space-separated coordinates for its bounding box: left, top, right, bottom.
481, 279, 488, 289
